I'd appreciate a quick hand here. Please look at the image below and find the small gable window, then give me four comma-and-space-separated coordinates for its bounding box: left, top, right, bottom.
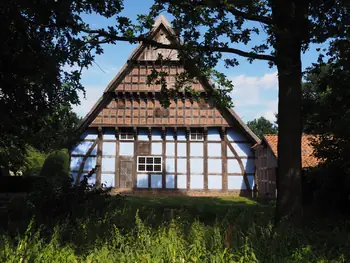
120, 128, 134, 140
190, 128, 203, 141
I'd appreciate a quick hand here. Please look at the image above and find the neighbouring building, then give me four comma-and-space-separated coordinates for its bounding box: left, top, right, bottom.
254, 134, 321, 198
69, 15, 260, 196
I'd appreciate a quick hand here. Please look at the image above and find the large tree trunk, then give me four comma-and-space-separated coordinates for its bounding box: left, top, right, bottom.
272, 0, 308, 225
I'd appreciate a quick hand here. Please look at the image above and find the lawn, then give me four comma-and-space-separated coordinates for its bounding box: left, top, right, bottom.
1, 192, 349, 262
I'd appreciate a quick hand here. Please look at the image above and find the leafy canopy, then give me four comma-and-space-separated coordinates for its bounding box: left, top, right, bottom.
247, 116, 277, 139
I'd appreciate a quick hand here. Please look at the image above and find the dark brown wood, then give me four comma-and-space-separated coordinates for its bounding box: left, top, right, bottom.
221, 128, 228, 191
203, 128, 208, 190
272, 0, 306, 225
115, 126, 120, 188
186, 127, 190, 190
132, 127, 138, 189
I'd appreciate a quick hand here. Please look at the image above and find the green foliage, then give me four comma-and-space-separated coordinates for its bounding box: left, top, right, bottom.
247, 116, 278, 139
0, 0, 124, 170
21, 146, 47, 177
1, 196, 349, 262
301, 32, 350, 212
40, 149, 70, 178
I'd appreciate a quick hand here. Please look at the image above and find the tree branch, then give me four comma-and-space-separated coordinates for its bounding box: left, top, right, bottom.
83, 29, 276, 62
228, 7, 273, 25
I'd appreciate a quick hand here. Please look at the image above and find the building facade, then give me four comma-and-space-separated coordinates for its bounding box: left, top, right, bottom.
255, 134, 320, 198
70, 15, 260, 196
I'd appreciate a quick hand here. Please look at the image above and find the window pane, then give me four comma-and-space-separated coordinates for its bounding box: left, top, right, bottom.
154, 158, 161, 164
139, 157, 145, 163
146, 165, 153, 171
146, 157, 153, 164
154, 165, 161, 171
138, 165, 145, 171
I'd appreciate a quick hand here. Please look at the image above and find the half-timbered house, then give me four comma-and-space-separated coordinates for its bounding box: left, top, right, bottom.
255, 134, 321, 198
70, 15, 260, 196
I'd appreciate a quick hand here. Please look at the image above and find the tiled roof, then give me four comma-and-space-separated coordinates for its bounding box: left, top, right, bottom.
263, 134, 321, 168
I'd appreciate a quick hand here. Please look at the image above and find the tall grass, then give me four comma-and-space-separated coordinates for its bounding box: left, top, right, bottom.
1, 205, 349, 263
1, 176, 349, 262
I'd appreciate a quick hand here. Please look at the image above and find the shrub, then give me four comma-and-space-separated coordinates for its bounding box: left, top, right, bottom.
39, 149, 69, 178
22, 146, 47, 177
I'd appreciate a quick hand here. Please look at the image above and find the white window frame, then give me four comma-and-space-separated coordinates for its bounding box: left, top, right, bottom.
190, 128, 203, 141
137, 156, 162, 172
120, 128, 134, 140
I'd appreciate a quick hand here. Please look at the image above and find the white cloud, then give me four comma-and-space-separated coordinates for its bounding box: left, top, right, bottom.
229, 72, 278, 122
72, 86, 104, 117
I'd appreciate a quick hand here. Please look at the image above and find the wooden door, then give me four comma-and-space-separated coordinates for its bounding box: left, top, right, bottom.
119, 158, 133, 188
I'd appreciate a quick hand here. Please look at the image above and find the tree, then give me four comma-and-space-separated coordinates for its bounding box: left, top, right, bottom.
301, 36, 350, 210
247, 117, 277, 139
82, 0, 347, 224
0, 0, 125, 170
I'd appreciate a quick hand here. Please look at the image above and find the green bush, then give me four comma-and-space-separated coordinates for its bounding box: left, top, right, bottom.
39, 149, 69, 178
22, 146, 47, 177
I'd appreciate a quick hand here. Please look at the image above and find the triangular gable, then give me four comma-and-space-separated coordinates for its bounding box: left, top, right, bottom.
78, 15, 260, 145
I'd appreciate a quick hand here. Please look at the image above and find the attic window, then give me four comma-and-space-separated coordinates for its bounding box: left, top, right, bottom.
190, 128, 203, 141
120, 128, 134, 140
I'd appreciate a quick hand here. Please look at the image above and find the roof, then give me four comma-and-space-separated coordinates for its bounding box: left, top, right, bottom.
77, 15, 260, 145
263, 134, 321, 168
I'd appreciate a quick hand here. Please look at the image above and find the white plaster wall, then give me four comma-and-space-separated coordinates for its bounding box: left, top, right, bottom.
190, 175, 204, 189
166, 174, 175, 188
71, 157, 96, 171
119, 142, 134, 156
152, 129, 162, 140
71, 141, 97, 155
177, 175, 187, 189
208, 175, 222, 189
227, 159, 241, 173
241, 158, 255, 173
151, 174, 162, 188
103, 128, 116, 140
190, 143, 203, 157
137, 174, 148, 188
101, 174, 115, 187
166, 158, 175, 173
177, 143, 187, 156
103, 142, 116, 155
138, 128, 149, 141
70, 157, 83, 171
177, 159, 187, 173
207, 143, 221, 157
166, 129, 175, 140
190, 158, 203, 174
101, 157, 115, 172
232, 143, 253, 157
177, 129, 187, 141
166, 143, 175, 156
227, 146, 234, 157
208, 159, 222, 174
228, 175, 254, 190
207, 128, 221, 141
80, 129, 98, 140
151, 142, 162, 155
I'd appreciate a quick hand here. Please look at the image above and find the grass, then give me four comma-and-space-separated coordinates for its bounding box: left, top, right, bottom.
1, 193, 349, 262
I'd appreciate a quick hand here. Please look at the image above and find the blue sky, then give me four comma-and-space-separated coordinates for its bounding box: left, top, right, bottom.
73, 0, 328, 123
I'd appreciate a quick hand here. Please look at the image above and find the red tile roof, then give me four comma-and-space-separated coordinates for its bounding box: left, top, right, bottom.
263, 134, 321, 168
